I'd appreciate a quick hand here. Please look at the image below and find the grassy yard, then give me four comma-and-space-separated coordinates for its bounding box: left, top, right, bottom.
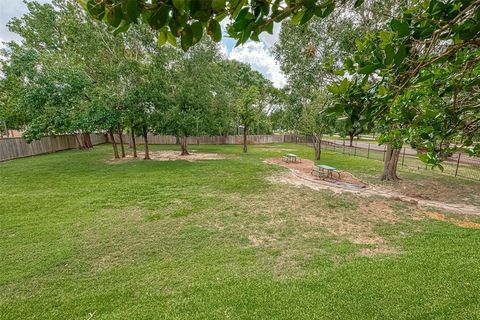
1, 143, 479, 319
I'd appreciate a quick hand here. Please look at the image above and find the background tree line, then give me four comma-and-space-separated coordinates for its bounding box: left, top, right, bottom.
0, 0, 276, 159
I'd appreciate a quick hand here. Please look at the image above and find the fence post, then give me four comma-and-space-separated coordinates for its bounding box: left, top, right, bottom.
343, 142, 345, 154
402, 147, 406, 166
455, 153, 461, 177
367, 144, 370, 159
383, 146, 386, 161
354, 141, 357, 156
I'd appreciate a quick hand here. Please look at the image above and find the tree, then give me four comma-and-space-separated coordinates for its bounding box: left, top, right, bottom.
339, 0, 480, 180
298, 93, 335, 160
327, 78, 374, 146
160, 39, 220, 155
79, 0, 361, 51
272, 0, 397, 138
237, 86, 263, 153
0, 45, 36, 136
1, 0, 121, 151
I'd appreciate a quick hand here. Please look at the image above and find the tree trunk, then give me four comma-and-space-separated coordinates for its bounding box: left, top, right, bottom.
243, 124, 248, 153
180, 136, 189, 155
313, 133, 322, 160
4, 122, 9, 138
381, 143, 401, 181
349, 133, 354, 147
131, 128, 137, 158
223, 132, 228, 145
142, 124, 150, 160
109, 129, 120, 159
118, 128, 125, 158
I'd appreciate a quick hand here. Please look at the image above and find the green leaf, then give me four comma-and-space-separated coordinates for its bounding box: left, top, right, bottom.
354, 0, 364, 8
390, 19, 410, 37
113, 20, 131, 35
212, 0, 227, 11
358, 64, 377, 75
172, 0, 185, 15
207, 19, 222, 42
232, 16, 251, 31
235, 27, 251, 46
379, 31, 394, 49
150, 6, 170, 30
191, 21, 203, 44
107, 6, 123, 28
418, 153, 428, 163
303, 0, 316, 10
384, 44, 394, 65
322, 1, 335, 17
264, 20, 274, 34
181, 25, 193, 51
126, 0, 140, 24
167, 31, 177, 47
158, 29, 168, 48
169, 18, 181, 37
338, 78, 350, 93
291, 10, 305, 25
394, 44, 407, 66
301, 9, 314, 25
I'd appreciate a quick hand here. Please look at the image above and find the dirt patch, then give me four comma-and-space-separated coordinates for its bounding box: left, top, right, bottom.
108, 151, 229, 163
265, 157, 480, 216
265, 157, 367, 187
425, 211, 480, 229
204, 185, 419, 262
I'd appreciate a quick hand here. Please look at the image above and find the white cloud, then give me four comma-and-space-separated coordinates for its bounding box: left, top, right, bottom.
258, 23, 281, 47
228, 41, 286, 88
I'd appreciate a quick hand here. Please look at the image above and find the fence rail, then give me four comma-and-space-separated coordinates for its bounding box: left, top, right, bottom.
111, 134, 297, 145
0, 134, 107, 162
320, 139, 480, 181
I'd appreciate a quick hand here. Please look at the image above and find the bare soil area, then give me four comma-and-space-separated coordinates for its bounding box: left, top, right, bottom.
425, 211, 480, 229
265, 157, 367, 187
265, 157, 480, 216
108, 151, 229, 163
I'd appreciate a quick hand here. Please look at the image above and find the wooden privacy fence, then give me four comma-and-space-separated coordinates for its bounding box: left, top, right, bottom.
111, 134, 298, 145
1, 134, 301, 162
0, 134, 107, 162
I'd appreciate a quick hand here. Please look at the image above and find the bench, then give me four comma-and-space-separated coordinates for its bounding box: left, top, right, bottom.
282, 153, 301, 163
311, 164, 341, 179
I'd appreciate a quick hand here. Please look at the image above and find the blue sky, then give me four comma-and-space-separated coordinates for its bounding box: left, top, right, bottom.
0, 0, 285, 87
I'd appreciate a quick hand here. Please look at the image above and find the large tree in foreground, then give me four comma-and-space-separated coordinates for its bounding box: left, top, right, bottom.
337, 0, 480, 180
79, 0, 362, 51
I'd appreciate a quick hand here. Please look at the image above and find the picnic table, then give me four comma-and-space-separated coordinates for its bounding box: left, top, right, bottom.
283, 153, 301, 163
311, 164, 341, 179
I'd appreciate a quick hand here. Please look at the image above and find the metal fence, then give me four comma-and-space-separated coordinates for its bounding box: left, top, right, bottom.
320, 139, 480, 181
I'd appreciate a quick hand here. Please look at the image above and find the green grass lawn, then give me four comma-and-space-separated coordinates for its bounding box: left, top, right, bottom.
1, 143, 479, 319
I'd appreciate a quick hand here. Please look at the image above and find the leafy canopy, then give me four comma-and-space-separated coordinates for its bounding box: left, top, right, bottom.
78, 0, 361, 51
